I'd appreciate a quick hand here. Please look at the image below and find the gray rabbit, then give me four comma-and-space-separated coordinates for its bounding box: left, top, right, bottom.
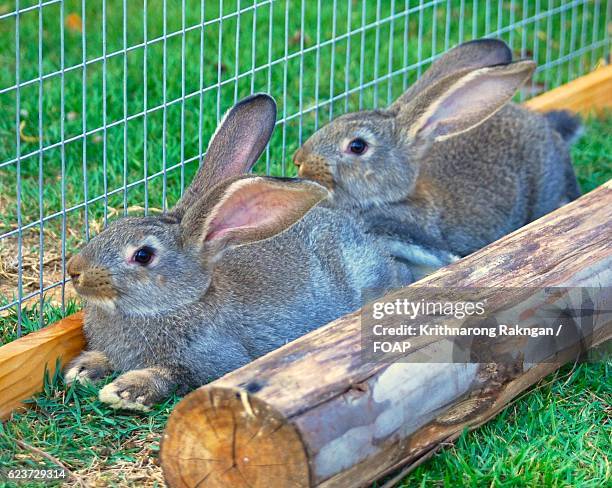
64, 94, 411, 411
293, 39, 582, 277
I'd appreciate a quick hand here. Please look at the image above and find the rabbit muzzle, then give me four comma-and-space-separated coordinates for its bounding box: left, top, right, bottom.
293, 148, 335, 190
67, 254, 117, 300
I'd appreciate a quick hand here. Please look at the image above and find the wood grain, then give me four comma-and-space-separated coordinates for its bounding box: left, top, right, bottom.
525, 64, 612, 114
160, 181, 612, 487
162, 387, 310, 488
0, 312, 85, 419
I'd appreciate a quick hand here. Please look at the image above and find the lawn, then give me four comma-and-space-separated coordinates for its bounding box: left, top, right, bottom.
0, 0, 611, 486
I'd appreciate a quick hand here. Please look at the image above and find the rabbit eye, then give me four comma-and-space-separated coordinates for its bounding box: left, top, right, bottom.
348, 138, 368, 155
132, 246, 154, 265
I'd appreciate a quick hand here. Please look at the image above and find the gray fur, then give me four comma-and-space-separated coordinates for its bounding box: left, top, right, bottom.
76, 205, 408, 388
293, 40, 582, 266
65, 94, 412, 410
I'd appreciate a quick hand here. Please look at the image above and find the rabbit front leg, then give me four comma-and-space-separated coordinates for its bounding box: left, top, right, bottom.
98, 366, 177, 412
380, 237, 459, 272
64, 350, 113, 385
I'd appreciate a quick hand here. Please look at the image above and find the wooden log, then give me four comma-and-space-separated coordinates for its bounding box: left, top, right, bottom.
0, 312, 85, 419
0, 68, 609, 421
160, 181, 612, 487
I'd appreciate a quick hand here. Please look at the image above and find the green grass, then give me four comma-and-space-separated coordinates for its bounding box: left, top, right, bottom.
0, 300, 80, 344
571, 114, 612, 193
1, 368, 178, 487
0, 361, 609, 486
0, 0, 609, 327
0, 1, 611, 486
0, 0, 609, 236
398, 361, 611, 487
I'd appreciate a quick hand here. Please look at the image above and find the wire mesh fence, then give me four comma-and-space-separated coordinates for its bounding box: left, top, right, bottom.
0, 0, 610, 339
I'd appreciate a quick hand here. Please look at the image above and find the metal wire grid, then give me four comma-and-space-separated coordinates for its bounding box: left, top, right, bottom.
0, 0, 609, 337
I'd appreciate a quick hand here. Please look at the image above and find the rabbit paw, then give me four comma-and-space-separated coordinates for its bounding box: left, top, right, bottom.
64, 351, 112, 385
98, 368, 171, 412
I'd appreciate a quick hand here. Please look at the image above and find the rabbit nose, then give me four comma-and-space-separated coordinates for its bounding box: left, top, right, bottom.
293, 148, 304, 168
67, 254, 86, 282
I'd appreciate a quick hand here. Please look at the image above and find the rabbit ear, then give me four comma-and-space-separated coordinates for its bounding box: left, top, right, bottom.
182, 177, 329, 258
398, 60, 535, 143
391, 39, 512, 110
171, 93, 277, 218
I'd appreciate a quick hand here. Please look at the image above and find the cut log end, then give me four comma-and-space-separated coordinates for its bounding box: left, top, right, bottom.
161, 386, 310, 488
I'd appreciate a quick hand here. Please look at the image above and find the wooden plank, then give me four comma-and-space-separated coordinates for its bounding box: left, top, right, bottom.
525, 64, 612, 114
159, 181, 612, 487
0, 312, 85, 419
